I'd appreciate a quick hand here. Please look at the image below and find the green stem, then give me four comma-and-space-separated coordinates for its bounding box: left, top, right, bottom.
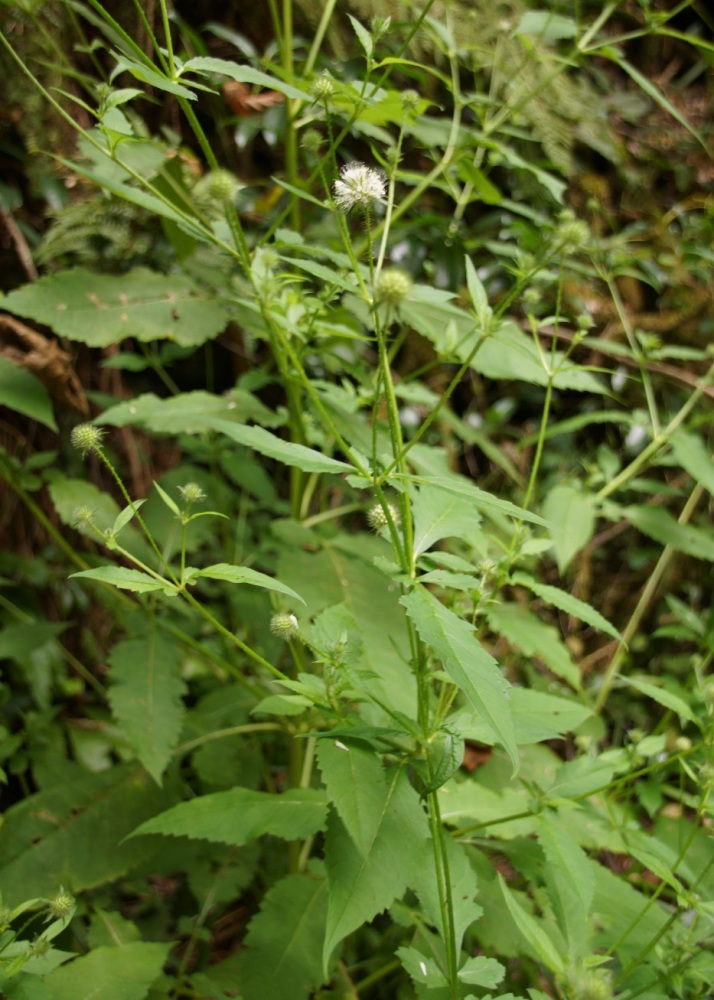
594, 482, 705, 712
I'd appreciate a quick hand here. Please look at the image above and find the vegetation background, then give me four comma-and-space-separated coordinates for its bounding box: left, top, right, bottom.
0, 1, 712, 998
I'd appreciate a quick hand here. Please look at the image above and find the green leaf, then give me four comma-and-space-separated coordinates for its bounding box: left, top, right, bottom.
0, 622, 68, 663
487, 602, 580, 689
69, 566, 168, 593
97, 388, 278, 433
236, 874, 330, 1000
603, 49, 705, 149
401, 586, 518, 774
108, 634, 187, 784
543, 485, 595, 573
623, 504, 714, 561
43, 942, 170, 1000
411, 835, 483, 950
195, 562, 305, 605
411, 482, 482, 556
515, 11, 578, 39
511, 572, 623, 643
347, 13, 373, 59
0, 356, 57, 431
112, 499, 147, 536
317, 740, 398, 856
669, 429, 714, 498
457, 688, 593, 745
537, 812, 595, 955
2, 268, 230, 348
618, 675, 696, 725
323, 765, 429, 966
129, 787, 328, 846
200, 417, 354, 474
405, 475, 548, 527
458, 955, 506, 987
464, 256, 492, 331
153, 480, 180, 516
497, 874, 565, 975
0, 764, 178, 906
180, 56, 311, 101
113, 53, 197, 98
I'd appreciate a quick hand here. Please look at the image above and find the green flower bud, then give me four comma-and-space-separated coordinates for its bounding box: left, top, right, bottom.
554, 213, 591, 253
366, 502, 400, 531
312, 72, 335, 101
204, 169, 239, 202
270, 613, 299, 640
375, 267, 412, 306
72, 505, 96, 528
401, 89, 420, 112
178, 482, 206, 504
301, 128, 323, 154
46, 887, 75, 920
70, 423, 105, 457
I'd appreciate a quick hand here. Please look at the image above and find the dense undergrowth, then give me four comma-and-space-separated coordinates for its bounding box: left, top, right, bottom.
0, 1, 713, 998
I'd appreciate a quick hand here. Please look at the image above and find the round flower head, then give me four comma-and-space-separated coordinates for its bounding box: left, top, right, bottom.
375, 267, 412, 306
333, 163, 386, 213
366, 502, 400, 531
70, 423, 105, 457
178, 482, 206, 505
270, 613, 299, 641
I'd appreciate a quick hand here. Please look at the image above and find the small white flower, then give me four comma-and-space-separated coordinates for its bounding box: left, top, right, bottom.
333, 162, 386, 212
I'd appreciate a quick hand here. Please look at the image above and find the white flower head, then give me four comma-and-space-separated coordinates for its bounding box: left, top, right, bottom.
333, 162, 386, 213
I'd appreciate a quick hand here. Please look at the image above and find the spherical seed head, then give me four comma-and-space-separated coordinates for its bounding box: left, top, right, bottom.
401, 89, 420, 111
376, 267, 412, 306
333, 162, 386, 213
312, 72, 335, 101
72, 505, 96, 527
70, 423, 105, 456
366, 502, 400, 531
205, 169, 239, 202
301, 128, 323, 154
47, 887, 75, 920
571, 971, 613, 1000
270, 613, 299, 640
555, 215, 591, 253
178, 482, 206, 504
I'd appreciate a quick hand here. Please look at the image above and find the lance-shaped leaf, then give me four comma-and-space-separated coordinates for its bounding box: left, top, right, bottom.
70, 566, 167, 593
129, 787, 328, 846
401, 586, 518, 774
201, 417, 354, 474
498, 874, 565, 976
195, 563, 305, 605
108, 634, 187, 784
180, 56, 311, 101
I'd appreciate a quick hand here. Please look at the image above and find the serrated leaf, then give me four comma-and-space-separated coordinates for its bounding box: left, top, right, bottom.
511, 572, 622, 643
397, 947, 447, 988
200, 417, 354, 474
0, 763, 178, 906
317, 741, 395, 856
196, 562, 305, 605
464, 256, 492, 330
70, 566, 167, 593
412, 483, 482, 556
623, 504, 714, 561
97, 388, 278, 433
236, 874, 329, 1000
0, 356, 57, 431
43, 942, 170, 1000
405, 475, 548, 527
129, 787, 328, 845
180, 56, 311, 101
498, 874, 565, 975
543, 485, 595, 573
458, 688, 593, 746
670, 429, 714, 498
323, 766, 429, 966
618, 675, 696, 725
108, 634, 187, 784
458, 955, 506, 987
347, 13, 373, 58
2, 268, 230, 348
537, 813, 594, 955
487, 603, 580, 690
411, 835, 482, 950
401, 586, 518, 774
